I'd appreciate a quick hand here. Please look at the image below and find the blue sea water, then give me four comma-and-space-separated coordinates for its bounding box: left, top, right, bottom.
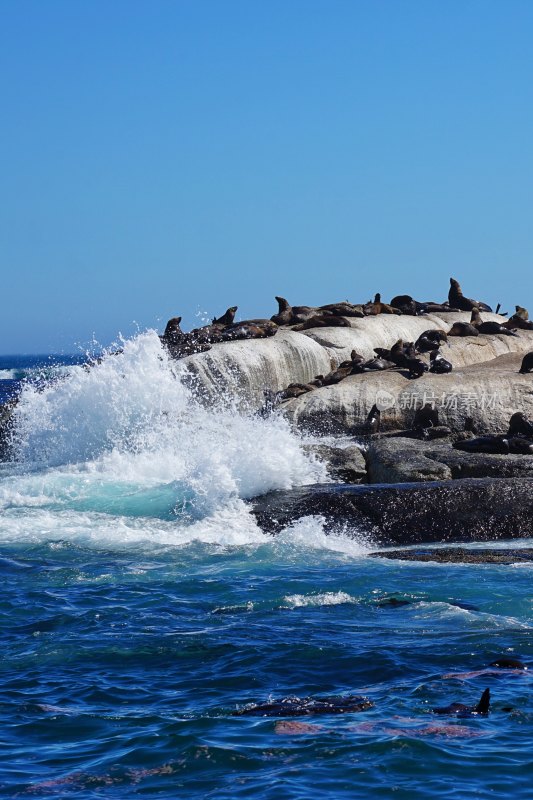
1, 334, 532, 799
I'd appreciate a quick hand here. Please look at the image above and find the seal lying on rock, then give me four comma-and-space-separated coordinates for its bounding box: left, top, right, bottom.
363, 293, 401, 315
390, 294, 419, 315
504, 306, 533, 331
318, 301, 365, 317
160, 316, 212, 357
432, 688, 490, 717
292, 314, 351, 331
415, 329, 448, 353
470, 308, 518, 337
429, 349, 452, 373
448, 278, 492, 312
448, 321, 480, 337
233, 695, 374, 717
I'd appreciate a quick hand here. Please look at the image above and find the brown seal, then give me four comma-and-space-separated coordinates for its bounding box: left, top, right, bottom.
448, 321, 479, 337
363, 293, 401, 315
470, 308, 518, 337
448, 278, 492, 312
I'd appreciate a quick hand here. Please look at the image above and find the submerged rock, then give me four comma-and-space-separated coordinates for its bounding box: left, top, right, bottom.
369, 547, 533, 564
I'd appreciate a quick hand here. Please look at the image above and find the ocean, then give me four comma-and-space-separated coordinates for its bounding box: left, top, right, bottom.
0, 333, 531, 799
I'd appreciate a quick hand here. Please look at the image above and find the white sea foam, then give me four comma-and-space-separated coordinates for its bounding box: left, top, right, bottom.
0, 332, 336, 549
283, 591, 358, 608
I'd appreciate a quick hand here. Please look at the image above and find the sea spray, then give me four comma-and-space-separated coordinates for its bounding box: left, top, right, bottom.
3, 332, 327, 546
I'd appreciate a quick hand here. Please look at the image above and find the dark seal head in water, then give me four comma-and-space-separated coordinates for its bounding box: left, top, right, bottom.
433, 688, 490, 717
489, 658, 528, 670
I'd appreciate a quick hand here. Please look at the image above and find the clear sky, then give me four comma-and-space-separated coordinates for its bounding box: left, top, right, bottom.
2, 0, 533, 353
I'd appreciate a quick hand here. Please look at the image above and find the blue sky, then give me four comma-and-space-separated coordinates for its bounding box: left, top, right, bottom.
1, 0, 533, 352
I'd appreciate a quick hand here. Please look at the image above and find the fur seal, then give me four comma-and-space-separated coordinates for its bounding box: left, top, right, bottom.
454, 437, 510, 455
404, 357, 428, 379
448, 278, 492, 312
362, 357, 396, 371
161, 316, 213, 357
270, 297, 320, 326
415, 330, 448, 353
390, 295, 418, 315
413, 404, 440, 431
507, 412, 533, 438
212, 306, 238, 326
318, 301, 364, 318
429, 349, 452, 373
321, 363, 354, 386
233, 695, 374, 717
365, 404, 381, 433
448, 321, 480, 337
163, 316, 184, 342
519, 352, 533, 374
433, 688, 490, 717
292, 314, 351, 331
222, 320, 278, 341
363, 293, 401, 316
470, 308, 518, 337
513, 305, 529, 321
489, 658, 527, 670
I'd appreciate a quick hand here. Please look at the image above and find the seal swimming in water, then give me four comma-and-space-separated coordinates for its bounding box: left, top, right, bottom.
519, 352, 533, 374
448, 278, 492, 312
490, 658, 528, 670
233, 695, 374, 717
433, 688, 490, 717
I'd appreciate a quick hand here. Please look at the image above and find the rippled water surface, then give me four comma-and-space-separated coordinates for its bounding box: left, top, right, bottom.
1, 337, 532, 799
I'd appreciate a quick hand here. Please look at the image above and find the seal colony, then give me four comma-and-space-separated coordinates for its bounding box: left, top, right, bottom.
148, 274, 533, 553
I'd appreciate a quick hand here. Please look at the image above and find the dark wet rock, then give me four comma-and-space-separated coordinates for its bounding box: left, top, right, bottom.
233, 695, 373, 717
0, 401, 15, 460
366, 438, 452, 483
303, 443, 367, 483
370, 547, 533, 564
250, 478, 533, 546
366, 437, 533, 483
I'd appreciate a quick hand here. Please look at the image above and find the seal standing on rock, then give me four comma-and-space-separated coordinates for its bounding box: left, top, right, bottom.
448, 278, 492, 312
